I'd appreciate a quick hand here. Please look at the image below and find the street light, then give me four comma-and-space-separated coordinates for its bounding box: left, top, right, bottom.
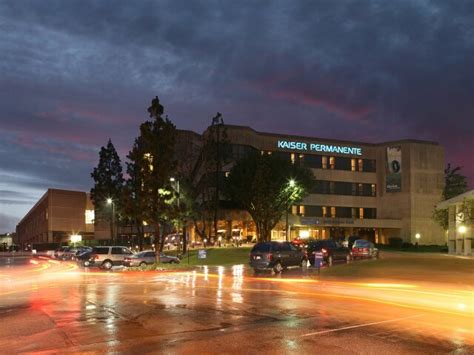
458, 225, 467, 234
107, 198, 115, 243
70, 234, 82, 247
415, 233, 421, 240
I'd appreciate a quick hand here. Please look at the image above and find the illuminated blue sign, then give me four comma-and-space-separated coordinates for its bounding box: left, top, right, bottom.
277, 140, 362, 156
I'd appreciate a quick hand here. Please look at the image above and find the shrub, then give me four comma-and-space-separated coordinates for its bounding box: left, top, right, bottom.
388, 237, 403, 248
402, 242, 414, 249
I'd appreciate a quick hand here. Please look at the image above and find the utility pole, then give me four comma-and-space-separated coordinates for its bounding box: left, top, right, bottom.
212, 112, 223, 240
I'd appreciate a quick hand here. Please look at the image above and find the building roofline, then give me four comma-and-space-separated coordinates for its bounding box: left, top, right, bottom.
436, 190, 474, 209
203, 124, 439, 147
16, 188, 88, 227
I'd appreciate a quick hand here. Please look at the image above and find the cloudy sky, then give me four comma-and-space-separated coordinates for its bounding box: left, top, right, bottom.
1, 0, 473, 232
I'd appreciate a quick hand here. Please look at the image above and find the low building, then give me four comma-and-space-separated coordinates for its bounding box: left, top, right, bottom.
16, 189, 95, 247
0, 233, 14, 250
436, 190, 474, 255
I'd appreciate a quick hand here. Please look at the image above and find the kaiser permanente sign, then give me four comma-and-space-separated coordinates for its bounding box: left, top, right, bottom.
277, 140, 363, 156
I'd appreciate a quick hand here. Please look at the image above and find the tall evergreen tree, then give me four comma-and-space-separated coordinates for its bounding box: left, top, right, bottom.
126, 96, 177, 251
90, 139, 124, 242
433, 164, 469, 230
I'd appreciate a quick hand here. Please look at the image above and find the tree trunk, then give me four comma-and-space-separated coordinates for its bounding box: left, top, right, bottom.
182, 224, 187, 254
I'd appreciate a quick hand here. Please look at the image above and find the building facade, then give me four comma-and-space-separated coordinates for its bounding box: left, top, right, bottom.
16, 189, 95, 247
437, 190, 474, 255
194, 124, 446, 245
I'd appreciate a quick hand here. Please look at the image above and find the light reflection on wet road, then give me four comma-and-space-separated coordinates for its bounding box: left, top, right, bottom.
0, 259, 473, 353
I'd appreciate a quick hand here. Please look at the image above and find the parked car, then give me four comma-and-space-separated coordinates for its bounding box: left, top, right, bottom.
54, 246, 69, 259
76, 249, 95, 267
59, 247, 79, 260
249, 241, 306, 273
88, 246, 134, 269
123, 251, 180, 267
306, 239, 351, 266
351, 239, 379, 259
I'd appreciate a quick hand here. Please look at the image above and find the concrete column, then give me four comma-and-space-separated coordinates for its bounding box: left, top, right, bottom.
464, 238, 472, 256
456, 237, 464, 255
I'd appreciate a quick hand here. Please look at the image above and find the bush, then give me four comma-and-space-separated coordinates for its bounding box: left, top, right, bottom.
401, 242, 414, 249
388, 237, 403, 248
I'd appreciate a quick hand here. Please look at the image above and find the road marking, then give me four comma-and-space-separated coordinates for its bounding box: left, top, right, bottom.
299, 314, 423, 337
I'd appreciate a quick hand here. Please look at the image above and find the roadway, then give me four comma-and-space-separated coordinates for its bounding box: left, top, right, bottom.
0, 257, 473, 353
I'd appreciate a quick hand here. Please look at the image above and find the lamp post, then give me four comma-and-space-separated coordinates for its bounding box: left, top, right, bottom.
286, 179, 296, 242
415, 233, 420, 250
170, 177, 185, 253
107, 198, 115, 243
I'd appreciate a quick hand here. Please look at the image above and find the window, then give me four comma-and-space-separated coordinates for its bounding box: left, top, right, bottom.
112, 247, 123, 255
290, 153, 296, 164
291, 205, 298, 215
280, 243, 291, 251
85, 210, 95, 224
94, 247, 109, 255
322, 156, 328, 169
122, 248, 132, 255
351, 183, 357, 196
329, 156, 335, 169
322, 206, 327, 217
331, 207, 336, 218
251, 243, 271, 253
299, 205, 305, 216
371, 184, 376, 196
145, 252, 155, 257
45, 210, 48, 220
351, 159, 356, 171
358, 159, 363, 172
329, 181, 335, 194
358, 183, 363, 196
352, 208, 357, 219
359, 208, 364, 219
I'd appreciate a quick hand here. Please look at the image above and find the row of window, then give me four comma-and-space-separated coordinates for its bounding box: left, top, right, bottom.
292, 205, 377, 219
262, 150, 376, 172
311, 180, 376, 197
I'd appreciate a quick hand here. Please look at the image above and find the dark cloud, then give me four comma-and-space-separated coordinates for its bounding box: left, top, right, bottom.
0, 0, 473, 232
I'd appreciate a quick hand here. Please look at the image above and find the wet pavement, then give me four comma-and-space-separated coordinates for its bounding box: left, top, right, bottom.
0, 259, 473, 353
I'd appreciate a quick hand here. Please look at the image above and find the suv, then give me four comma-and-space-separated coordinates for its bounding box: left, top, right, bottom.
306, 239, 351, 266
352, 239, 379, 259
90, 246, 134, 269
249, 241, 306, 273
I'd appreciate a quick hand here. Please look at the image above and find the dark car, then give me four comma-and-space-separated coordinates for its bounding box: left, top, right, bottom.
351, 239, 379, 259
306, 239, 351, 266
249, 241, 306, 273
76, 250, 95, 267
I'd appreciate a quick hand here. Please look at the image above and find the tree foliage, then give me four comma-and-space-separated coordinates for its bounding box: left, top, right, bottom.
433, 164, 469, 230
226, 151, 314, 241
125, 96, 177, 250
90, 139, 124, 240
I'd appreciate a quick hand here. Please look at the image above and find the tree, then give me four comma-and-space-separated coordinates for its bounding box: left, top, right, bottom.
122, 146, 147, 248
90, 139, 124, 243
433, 164, 469, 230
226, 151, 314, 241
192, 114, 231, 240
126, 96, 177, 251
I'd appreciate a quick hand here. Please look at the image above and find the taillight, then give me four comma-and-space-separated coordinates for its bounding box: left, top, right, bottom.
93, 254, 99, 260
124, 258, 131, 262
363, 248, 368, 252
266, 253, 273, 261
